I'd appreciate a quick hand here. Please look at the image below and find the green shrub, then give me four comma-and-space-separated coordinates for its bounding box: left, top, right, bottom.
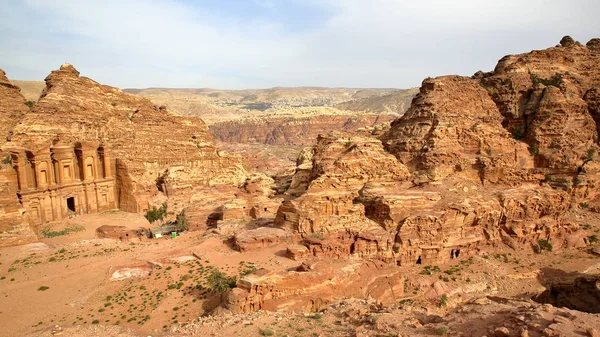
530, 72, 563, 88
589, 235, 599, 243
207, 269, 236, 293
24, 101, 35, 108
175, 210, 189, 232
512, 128, 524, 140
538, 239, 553, 252
528, 144, 539, 156
439, 294, 448, 307
145, 202, 167, 223
1, 155, 12, 165
308, 233, 324, 240
587, 148, 596, 160
580, 202, 589, 209
258, 328, 274, 336
37, 286, 49, 291
40, 224, 84, 238
436, 325, 449, 335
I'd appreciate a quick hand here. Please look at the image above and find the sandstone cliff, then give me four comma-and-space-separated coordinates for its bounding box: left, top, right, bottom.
226, 38, 599, 313
0, 70, 36, 246
381, 76, 535, 184
0, 65, 252, 246
7, 64, 247, 213
334, 88, 418, 114
209, 112, 397, 146
0, 70, 28, 143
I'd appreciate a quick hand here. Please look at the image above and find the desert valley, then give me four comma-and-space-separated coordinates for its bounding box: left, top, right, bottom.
1, 35, 600, 337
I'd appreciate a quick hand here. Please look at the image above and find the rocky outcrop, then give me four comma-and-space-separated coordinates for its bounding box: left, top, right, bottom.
224, 259, 405, 313
334, 88, 418, 114
0, 70, 35, 246
209, 113, 397, 146
478, 37, 600, 191
0, 69, 28, 143
381, 76, 534, 184
267, 38, 598, 270
233, 227, 290, 252
534, 275, 600, 313
275, 133, 410, 233
6, 64, 247, 213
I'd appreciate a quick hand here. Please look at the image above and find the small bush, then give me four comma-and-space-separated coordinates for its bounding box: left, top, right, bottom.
308, 233, 324, 240
38, 286, 50, 291
24, 101, 35, 108
207, 269, 236, 293
528, 144, 539, 156
530, 72, 563, 88
145, 202, 167, 223
1, 155, 12, 165
587, 148, 596, 160
512, 128, 524, 140
538, 239, 553, 252
580, 202, 589, 209
175, 210, 189, 232
589, 235, 599, 243
258, 328, 274, 336
40, 224, 84, 238
436, 325, 449, 335
439, 294, 448, 307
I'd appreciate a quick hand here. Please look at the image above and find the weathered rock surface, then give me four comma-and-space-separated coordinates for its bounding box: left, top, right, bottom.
479, 37, 600, 194
381, 75, 534, 184
0, 69, 28, 143
224, 259, 404, 313
7, 64, 247, 213
0, 69, 36, 246
209, 113, 397, 146
334, 88, 418, 114
534, 275, 600, 313
233, 227, 290, 252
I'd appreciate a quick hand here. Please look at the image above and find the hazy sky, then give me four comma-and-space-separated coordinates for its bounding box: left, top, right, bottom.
1, 0, 599, 89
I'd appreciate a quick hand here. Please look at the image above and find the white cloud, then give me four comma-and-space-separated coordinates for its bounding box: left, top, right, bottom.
1, 0, 599, 89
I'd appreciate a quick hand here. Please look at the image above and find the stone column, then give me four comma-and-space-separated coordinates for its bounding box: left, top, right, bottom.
14, 156, 29, 191
31, 160, 39, 190
91, 154, 99, 181
103, 151, 112, 178
58, 161, 65, 184
47, 160, 56, 187
49, 192, 57, 221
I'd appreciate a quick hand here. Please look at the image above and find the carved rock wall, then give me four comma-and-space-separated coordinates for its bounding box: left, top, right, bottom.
6, 64, 247, 213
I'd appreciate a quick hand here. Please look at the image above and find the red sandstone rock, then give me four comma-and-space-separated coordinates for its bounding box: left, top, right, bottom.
223, 259, 404, 313
233, 227, 290, 252
381, 75, 533, 184
209, 114, 398, 146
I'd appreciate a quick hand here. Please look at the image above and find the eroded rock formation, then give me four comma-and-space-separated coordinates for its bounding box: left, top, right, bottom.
6, 64, 247, 212
0, 65, 252, 245
209, 113, 397, 146
226, 37, 600, 313
0, 69, 36, 246
225, 260, 404, 313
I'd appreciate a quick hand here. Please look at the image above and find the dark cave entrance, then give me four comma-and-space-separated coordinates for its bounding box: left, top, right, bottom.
66, 197, 76, 213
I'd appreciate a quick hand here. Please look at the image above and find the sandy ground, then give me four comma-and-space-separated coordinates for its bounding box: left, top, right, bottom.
1, 209, 600, 337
